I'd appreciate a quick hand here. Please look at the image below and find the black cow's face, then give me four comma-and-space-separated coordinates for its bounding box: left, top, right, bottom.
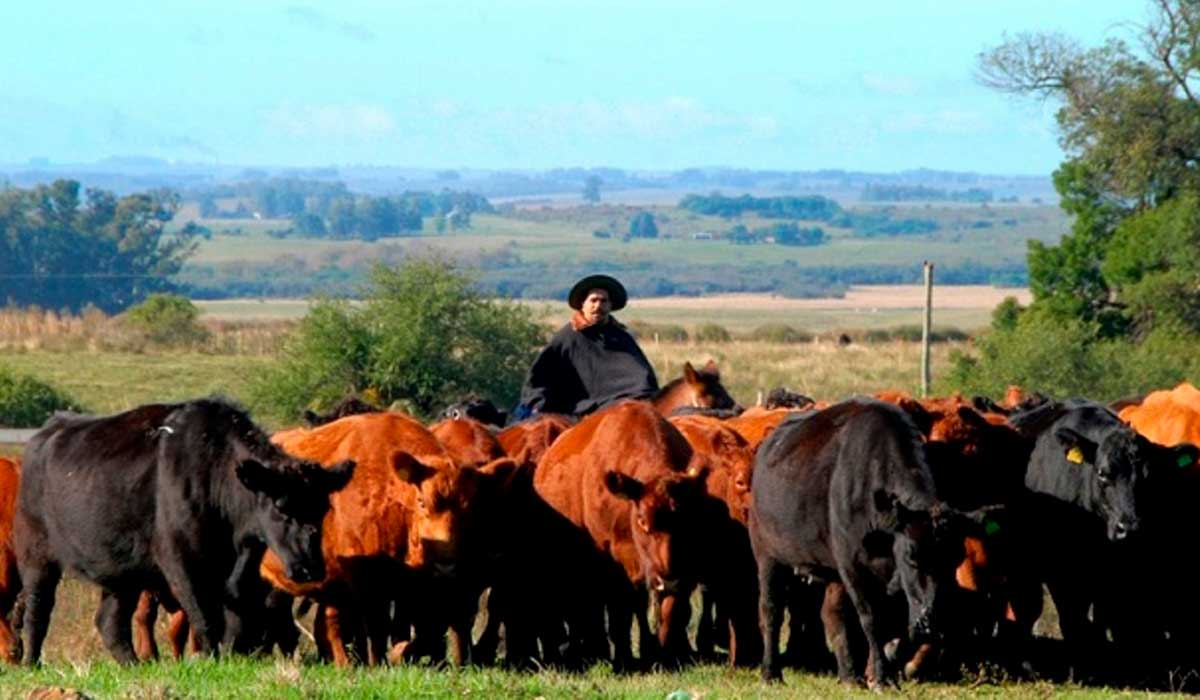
605, 470, 709, 594
237, 458, 355, 583
890, 515, 965, 641
1054, 427, 1199, 541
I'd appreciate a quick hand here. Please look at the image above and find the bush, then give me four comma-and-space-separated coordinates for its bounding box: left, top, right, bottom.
626, 321, 689, 342
693, 323, 732, 343
747, 323, 813, 344
0, 365, 81, 428
124, 293, 210, 346
250, 260, 543, 421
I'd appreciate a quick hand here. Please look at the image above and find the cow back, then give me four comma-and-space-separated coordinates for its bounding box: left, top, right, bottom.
1120, 382, 1200, 449
431, 417, 505, 468
263, 412, 454, 594
496, 414, 573, 468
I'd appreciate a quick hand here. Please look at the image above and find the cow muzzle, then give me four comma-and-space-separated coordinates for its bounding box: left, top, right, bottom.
1109, 517, 1139, 541
287, 559, 325, 584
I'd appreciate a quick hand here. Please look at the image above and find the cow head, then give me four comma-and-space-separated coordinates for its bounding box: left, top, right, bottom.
868, 495, 979, 642
394, 452, 519, 577
683, 361, 741, 412
1054, 427, 1199, 541
236, 457, 355, 583
605, 469, 711, 593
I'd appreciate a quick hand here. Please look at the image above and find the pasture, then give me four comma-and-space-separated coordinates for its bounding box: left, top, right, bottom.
2, 292, 1176, 699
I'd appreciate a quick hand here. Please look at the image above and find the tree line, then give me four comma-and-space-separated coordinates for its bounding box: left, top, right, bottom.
0, 180, 202, 313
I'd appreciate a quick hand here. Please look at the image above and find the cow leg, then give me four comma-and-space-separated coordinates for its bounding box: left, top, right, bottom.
95, 587, 140, 664
655, 589, 694, 668
785, 580, 831, 672
695, 586, 716, 660
757, 558, 789, 682
473, 587, 503, 666
18, 561, 60, 666
164, 610, 190, 659
608, 586, 637, 673
726, 584, 763, 669
821, 582, 857, 684
321, 604, 357, 667
839, 568, 890, 690
364, 595, 391, 666
312, 604, 333, 661
132, 591, 159, 661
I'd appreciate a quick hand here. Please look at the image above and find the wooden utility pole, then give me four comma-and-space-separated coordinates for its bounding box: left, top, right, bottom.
921, 261, 934, 398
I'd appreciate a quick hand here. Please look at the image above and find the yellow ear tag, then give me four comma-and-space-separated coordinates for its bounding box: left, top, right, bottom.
1066, 446, 1085, 464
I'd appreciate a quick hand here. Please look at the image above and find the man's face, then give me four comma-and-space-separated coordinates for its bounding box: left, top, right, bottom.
582, 288, 612, 324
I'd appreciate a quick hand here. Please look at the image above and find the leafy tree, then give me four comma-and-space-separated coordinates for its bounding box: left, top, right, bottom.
0, 364, 81, 428
0, 180, 201, 312
951, 0, 1200, 398
629, 211, 659, 239
251, 259, 543, 420
582, 175, 602, 204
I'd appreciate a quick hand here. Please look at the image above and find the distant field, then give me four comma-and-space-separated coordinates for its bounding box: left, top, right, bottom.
196, 284, 1018, 332
185, 204, 1068, 273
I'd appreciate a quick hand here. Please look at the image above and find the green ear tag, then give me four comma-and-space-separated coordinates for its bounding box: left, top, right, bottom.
1179, 453, 1195, 469
984, 519, 1001, 537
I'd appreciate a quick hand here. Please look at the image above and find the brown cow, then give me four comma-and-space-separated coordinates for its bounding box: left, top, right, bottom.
667, 415, 761, 667
0, 457, 18, 663
533, 400, 711, 670
430, 417, 506, 469
496, 413, 574, 468
260, 412, 509, 666
1119, 382, 1200, 448
726, 407, 797, 450
651, 360, 740, 416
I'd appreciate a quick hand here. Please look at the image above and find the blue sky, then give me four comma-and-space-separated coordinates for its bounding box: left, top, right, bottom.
0, 1, 1144, 174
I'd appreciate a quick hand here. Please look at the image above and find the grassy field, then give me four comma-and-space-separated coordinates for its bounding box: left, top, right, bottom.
185, 203, 1068, 273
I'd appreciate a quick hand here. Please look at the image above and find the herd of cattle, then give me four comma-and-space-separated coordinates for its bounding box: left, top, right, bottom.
2, 359, 1200, 690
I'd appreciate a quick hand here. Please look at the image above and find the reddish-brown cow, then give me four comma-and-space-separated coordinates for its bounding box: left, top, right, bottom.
430, 417, 506, 469
496, 414, 574, 468
534, 400, 710, 669
261, 412, 508, 666
0, 457, 19, 663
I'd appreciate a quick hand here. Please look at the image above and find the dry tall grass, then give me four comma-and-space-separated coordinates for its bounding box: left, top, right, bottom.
0, 307, 293, 355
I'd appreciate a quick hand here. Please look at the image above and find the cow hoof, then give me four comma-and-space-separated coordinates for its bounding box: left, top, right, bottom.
761, 668, 783, 683
386, 641, 412, 665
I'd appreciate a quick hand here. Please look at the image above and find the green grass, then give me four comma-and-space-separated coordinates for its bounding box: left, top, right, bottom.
0, 351, 273, 417
0, 658, 1135, 699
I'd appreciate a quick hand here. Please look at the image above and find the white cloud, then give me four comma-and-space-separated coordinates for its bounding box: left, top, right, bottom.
860, 72, 922, 97
266, 104, 397, 139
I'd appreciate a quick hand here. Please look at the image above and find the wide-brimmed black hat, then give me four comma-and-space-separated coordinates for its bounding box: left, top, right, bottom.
568, 274, 627, 311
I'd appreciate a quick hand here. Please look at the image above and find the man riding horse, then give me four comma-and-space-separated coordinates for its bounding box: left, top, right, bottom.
515, 274, 658, 420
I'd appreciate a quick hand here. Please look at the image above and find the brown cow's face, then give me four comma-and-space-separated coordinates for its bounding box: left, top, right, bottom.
683, 361, 741, 411
238, 457, 355, 584
605, 470, 708, 593
394, 453, 512, 576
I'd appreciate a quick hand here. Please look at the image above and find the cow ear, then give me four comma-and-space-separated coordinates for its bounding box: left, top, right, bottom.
317, 459, 355, 493
236, 459, 286, 498
955, 405, 990, 429
604, 471, 645, 501
1054, 428, 1097, 465
896, 398, 933, 436
392, 452, 438, 485
683, 362, 699, 385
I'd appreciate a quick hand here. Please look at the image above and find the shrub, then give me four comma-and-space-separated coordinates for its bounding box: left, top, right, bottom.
0, 365, 81, 428
626, 321, 689, 342
693, 323, 732, 343
124, 293, 210, 346
747, 323, 813, 344
250, 259, 543, 421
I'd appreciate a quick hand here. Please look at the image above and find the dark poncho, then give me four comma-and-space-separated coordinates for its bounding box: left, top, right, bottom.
519, 317, 659, 417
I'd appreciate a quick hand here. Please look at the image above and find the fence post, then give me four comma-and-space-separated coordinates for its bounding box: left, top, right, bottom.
921, 261, 934, 398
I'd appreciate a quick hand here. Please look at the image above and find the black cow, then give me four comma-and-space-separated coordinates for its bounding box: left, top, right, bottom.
441, 396, 508, 429
14, 398, 354, 664
303, 395, 382, 427
1006, 399, 1200, 682
749, 398, 970, 687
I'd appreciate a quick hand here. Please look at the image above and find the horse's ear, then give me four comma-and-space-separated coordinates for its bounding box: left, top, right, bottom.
702, 359, 719, 377
683, 362, 699, 384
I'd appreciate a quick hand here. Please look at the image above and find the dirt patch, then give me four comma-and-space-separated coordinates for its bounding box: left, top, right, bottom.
632, 285, 1029, 311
